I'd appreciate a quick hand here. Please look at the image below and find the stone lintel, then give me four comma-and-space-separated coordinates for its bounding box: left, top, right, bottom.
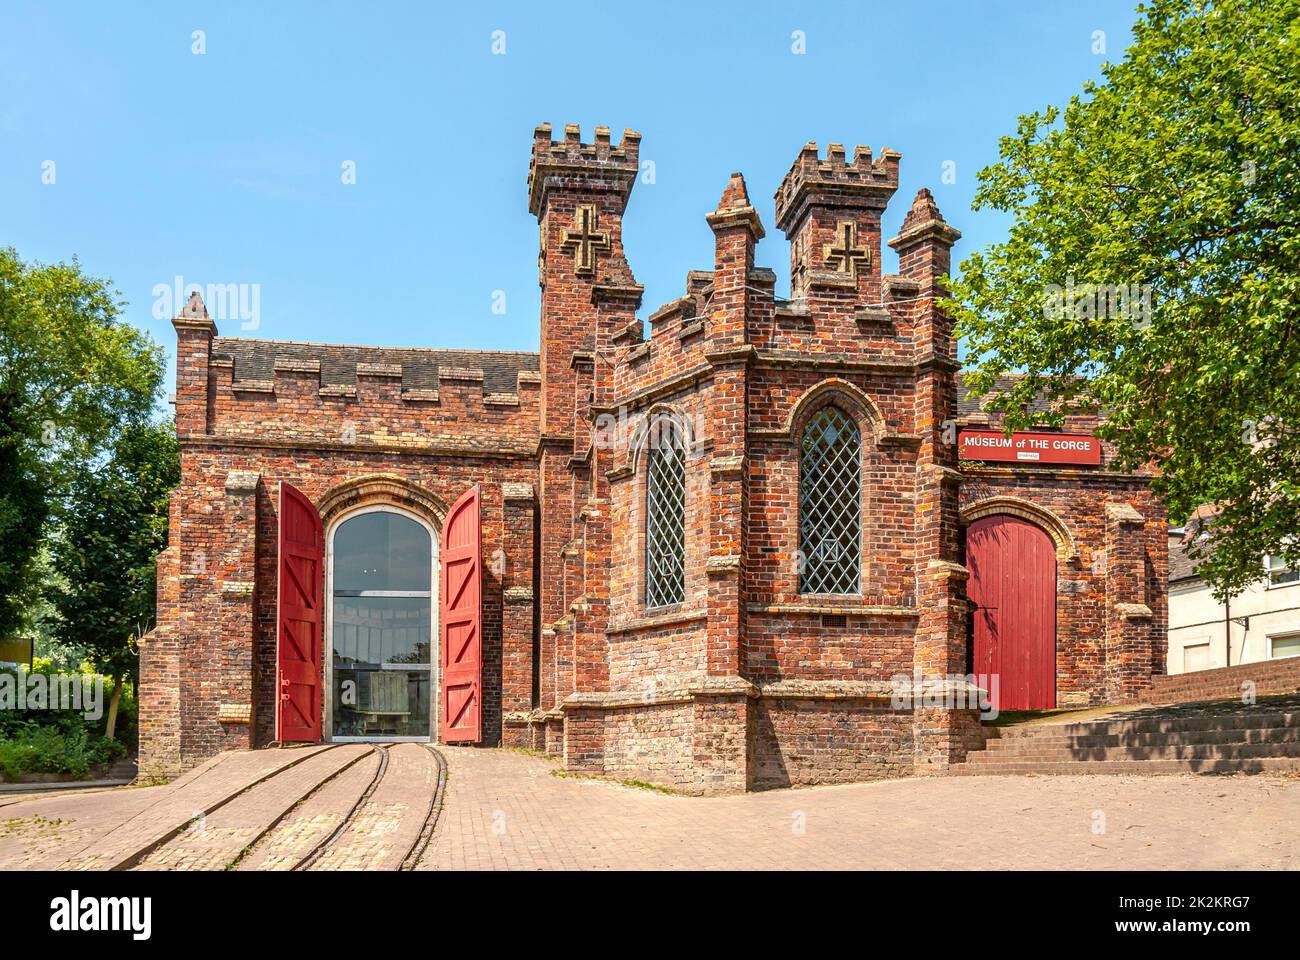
224, 470, 261, 494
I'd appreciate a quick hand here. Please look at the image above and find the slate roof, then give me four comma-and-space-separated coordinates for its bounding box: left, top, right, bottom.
211, 338, 540, 395
955, 372, 1057, 419
1168, 533, 1202, 584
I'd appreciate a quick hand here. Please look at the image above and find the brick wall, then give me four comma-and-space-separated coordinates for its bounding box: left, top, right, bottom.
959, 466, 1168, 706
1147, 656, 1300, 704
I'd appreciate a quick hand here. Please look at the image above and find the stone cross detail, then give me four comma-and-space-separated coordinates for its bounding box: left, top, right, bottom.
561, 204, 611, 276
823, 220, 871, 277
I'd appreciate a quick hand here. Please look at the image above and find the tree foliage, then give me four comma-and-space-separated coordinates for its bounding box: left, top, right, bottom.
0, 247, 163, 637
946, 0, 1300, 598
51, 421, 179, 682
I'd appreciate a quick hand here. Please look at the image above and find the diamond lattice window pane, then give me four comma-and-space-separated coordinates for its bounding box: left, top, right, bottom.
799, 406, 862, 594
644, 421, 686, 607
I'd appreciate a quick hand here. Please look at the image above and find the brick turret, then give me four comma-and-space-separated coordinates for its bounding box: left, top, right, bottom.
774, 142, 899, 307
172, 291, 215, 437
528, 123, 643, 728
889, 187, 962, 368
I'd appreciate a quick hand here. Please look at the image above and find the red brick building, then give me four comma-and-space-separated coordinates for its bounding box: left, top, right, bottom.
139, 124, 1167, 792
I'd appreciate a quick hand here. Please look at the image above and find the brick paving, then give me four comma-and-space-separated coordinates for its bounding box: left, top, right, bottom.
0, 745, 333, 870
307, 743, 438, 871
237, 748, 383, 871
419, 747, 1300, 870
134, 744, 372, 871
3, 744, 1297, 871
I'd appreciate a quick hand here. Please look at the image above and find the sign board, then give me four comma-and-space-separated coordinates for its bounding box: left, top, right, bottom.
959, 430, 1101, 465
0, 636, 33, 666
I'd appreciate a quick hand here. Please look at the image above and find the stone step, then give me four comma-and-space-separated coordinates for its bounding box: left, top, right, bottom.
949, 756, 1300, 776
983, 726, 1300, 751
967, 740, 1300, 763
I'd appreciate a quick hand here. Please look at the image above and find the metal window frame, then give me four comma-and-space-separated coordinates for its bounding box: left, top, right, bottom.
798, 405, 863, 595
644, 419, 687, 608
324, 504, 439, 743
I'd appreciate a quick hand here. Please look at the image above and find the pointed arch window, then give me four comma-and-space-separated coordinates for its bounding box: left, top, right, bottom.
644, 419, 686, 607
799, 405, 862, 594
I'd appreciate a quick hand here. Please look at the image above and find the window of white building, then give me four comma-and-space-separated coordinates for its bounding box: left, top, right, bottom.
1265, 554, 1298, 588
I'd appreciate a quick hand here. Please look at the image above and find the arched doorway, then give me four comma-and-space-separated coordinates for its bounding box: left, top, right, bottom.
966, 514, 1057, 711
325, 506, 438, 741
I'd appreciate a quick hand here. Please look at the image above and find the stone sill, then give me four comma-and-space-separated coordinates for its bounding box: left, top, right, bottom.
746, 602, 920, 618
554, 677, 982, 710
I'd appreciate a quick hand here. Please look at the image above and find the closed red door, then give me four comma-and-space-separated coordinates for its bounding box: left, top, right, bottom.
967, 515, 1056, 711
277, 482, 323, 742
440, 485, 482, 743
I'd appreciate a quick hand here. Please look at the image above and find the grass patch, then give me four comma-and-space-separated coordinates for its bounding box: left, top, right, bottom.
0, 815, 67, 839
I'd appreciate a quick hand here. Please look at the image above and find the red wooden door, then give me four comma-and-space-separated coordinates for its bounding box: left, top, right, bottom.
276, 482, 323, 743
440, 485, 482, 743
967, 515, 1056, 711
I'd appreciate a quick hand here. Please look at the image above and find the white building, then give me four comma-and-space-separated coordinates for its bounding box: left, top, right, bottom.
1168, 528, 1300, 674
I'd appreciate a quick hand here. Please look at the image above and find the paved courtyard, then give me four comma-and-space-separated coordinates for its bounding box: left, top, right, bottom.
1, 745, 1296, 870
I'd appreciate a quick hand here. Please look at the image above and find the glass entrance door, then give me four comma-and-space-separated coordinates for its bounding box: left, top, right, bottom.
329, 509, 434, 739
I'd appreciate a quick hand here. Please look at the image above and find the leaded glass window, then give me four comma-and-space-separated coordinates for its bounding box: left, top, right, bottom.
799, 406, 862, 594
644, 420, 686, 607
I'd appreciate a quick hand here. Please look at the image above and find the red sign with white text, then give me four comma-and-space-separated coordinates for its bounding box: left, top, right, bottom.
959, 430, 1101, 465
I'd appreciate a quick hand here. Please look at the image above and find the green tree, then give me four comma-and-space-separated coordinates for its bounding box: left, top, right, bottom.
947, 0, 1300, 598
51, 421, 179, 738
0, 247, 163, 638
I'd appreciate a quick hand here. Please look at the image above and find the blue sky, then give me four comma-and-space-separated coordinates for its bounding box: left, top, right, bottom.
0, 1, 1141, 393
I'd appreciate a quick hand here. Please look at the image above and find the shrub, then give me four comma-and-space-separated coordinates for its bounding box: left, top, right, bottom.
0, 661, 134, 780
0, 719, 126, 780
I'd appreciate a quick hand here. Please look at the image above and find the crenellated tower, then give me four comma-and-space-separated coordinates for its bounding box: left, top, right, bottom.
528, 122, 642, 435
527, 123, 644, 739
774, 142, 899, 308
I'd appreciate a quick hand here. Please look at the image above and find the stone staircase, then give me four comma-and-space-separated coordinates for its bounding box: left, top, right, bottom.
951, 695, 1300, 776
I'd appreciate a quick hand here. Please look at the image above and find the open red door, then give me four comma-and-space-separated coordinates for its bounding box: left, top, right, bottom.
276, 481, 323, 743
440, 484, 482, 743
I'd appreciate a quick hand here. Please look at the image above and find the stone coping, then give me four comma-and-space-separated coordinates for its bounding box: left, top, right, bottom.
606, 608, 708, 636
1116, 602, 1154, 620
1106, 501, 1145, 524
561, 677, 755, 711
